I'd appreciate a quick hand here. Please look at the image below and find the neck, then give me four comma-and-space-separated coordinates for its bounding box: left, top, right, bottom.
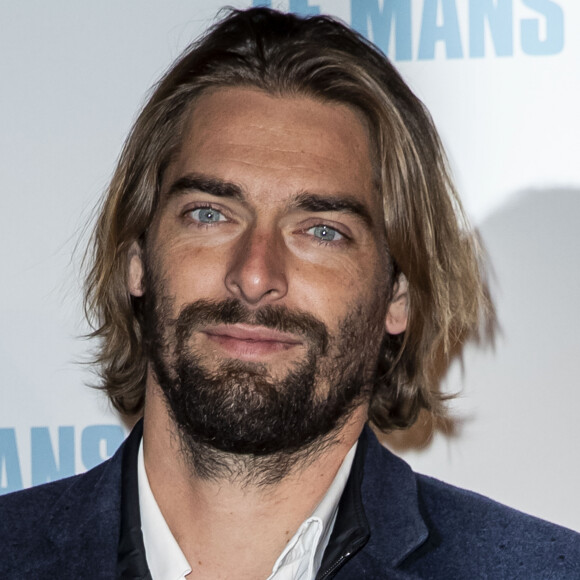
141, 384, 366, 579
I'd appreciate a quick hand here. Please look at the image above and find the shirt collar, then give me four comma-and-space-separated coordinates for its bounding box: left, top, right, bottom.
269, 442, 357, 579
138, 440, 192, 580
138, 437, 356, 580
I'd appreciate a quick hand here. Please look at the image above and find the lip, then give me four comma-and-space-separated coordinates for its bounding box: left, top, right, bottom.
202, 324, 303, 360
204, 324, 302, 343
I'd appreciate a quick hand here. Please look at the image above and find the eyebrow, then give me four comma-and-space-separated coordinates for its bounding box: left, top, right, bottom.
165, 172, 374, 226
292, 192, 373, 227
165, 173, 244, 201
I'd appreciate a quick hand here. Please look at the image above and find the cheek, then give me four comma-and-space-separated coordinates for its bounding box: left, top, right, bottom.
151, 243, 231, 307
291, 255, 389, 327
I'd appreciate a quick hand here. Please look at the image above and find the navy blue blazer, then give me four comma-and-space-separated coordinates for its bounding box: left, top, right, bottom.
1, 426, 579, 579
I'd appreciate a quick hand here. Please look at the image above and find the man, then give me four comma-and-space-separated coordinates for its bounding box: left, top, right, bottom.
1, 7, 578, 579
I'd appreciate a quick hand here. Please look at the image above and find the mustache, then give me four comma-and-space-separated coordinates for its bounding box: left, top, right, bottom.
174, 298, 329, 354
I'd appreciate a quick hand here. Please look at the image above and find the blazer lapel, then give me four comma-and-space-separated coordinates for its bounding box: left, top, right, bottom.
335, 428, 430, 578
40, 436, 125, 578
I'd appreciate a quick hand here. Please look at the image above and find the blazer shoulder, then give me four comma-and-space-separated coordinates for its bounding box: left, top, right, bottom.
0, 444, 124, 578
0, 458, 111, 535
0, 472, 79, 531
408, 472, 580, 578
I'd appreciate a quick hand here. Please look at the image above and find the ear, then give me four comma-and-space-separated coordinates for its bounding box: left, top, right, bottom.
127, 241, 144, 297
385, 273, 408, 335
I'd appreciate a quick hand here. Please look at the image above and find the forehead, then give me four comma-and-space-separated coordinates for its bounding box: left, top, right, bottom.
163, 87, 378, 211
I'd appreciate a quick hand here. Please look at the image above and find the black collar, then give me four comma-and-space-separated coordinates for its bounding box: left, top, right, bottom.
117, 419, 151, 579
316, 430, 370, 579
116, 420, 370, 579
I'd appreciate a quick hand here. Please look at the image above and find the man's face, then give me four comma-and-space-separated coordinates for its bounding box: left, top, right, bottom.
130, 88, 394, 456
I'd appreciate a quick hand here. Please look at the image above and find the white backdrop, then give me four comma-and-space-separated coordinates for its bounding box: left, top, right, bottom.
1, 0, 579, 532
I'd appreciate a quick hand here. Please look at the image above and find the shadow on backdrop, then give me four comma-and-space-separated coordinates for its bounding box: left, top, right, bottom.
383, 187, 580, 452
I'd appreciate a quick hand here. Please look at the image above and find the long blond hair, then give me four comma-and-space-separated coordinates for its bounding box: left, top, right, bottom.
85, 8, 491, 429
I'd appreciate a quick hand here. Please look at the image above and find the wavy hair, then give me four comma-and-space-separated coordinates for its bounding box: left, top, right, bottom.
85, 7, 491, 430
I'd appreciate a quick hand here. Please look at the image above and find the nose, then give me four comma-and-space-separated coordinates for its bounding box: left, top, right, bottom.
225, 227, 288, 306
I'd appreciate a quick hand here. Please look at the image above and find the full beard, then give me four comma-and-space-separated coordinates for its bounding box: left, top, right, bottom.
142, 277, 387, 486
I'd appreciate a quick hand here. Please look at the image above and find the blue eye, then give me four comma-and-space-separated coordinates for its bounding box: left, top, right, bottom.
309, 225, 343, 242
190, 207, 225, 223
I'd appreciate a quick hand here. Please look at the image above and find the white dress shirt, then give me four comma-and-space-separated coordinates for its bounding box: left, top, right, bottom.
138, 440, 357, 580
